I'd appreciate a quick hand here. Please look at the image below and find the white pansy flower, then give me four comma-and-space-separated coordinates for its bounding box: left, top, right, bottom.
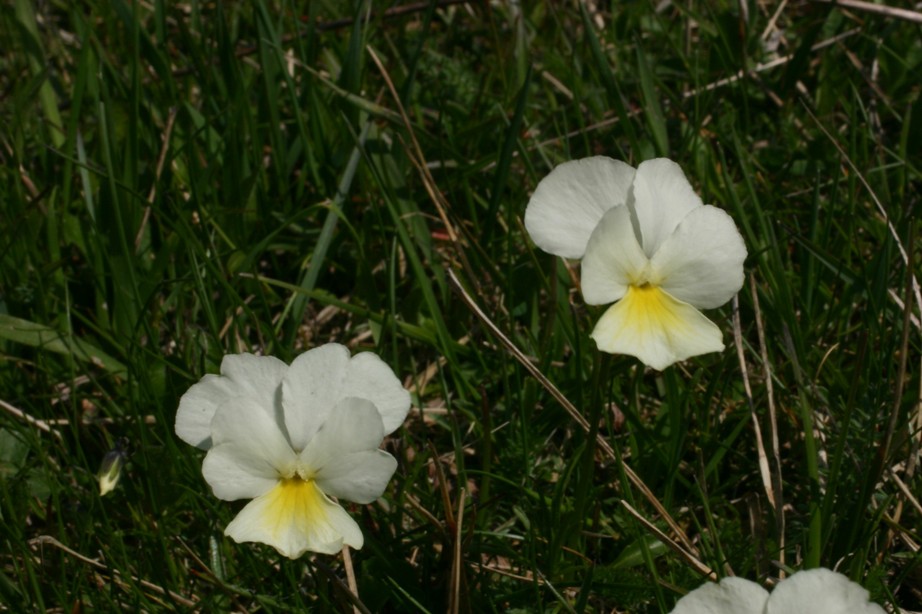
670, 568, 886, 614
525, 157, 747, 370
175, 343, 411, 558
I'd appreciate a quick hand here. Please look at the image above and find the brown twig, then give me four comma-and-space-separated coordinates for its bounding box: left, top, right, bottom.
620, 500, 716, 580
341, 546, 361, 614
446, 268, 711, 577
813, 0, 922, 24
30, 535, 198, 608
0, 398, 63, 441
750, 274, 785, 575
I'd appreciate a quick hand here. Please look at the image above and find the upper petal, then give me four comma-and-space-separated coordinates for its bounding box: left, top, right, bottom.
344, 351, 411, 436
630, 158, 702, 257
580, 205, 651, 305
765, 569, 886, 614
224, 478, 364, 558
524, 157, 636, 259
175, 374, 236, 450
282, 344, 352, 451
590, 285, 725, 370
282, 344, 410, 451
651, 205, 747, 309
175, 354, 288, 450
670, 577, 769, 614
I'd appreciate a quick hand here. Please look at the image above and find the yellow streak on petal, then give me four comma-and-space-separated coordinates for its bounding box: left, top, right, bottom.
591, 284, 724, 370
261, 478, 329, 538
224, 476, 363, 558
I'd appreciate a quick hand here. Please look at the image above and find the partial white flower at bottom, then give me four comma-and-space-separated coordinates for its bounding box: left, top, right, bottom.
174, 344, 410, 559
670, 569, 886, 614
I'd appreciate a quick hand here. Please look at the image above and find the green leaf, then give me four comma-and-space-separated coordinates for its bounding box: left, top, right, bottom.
0, 314, 126, 376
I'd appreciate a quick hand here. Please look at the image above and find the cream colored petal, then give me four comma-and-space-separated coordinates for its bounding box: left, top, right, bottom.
175, 375, 235, 449
525, 157, 636, 259
590, 285, 724, 370
224, 478, 364, 558
630, 158, 702, 257
219, 353, 289, 409
297, 398, 396, 504
651, 205, 747, 309
282, 344, 352, 450
282, 344, 410, 451
175, 354, 287, 450
765, 569, 886, 614
201, 397, 296, 502
298, 397, 384, 469
580, 205, 651, 305
670, 577, 768, 614
202, 443, 283, 501
314, 450, 397, 505
344, 352, 411, 436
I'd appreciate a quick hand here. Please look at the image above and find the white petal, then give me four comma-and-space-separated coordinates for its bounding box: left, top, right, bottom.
208, 397, 295, 477
282, 344, 410, 451
175, 374, 236, 449
525, 157, 636, 259
224, 478, 364, 558
314, 450, 397, 504
590, 285, 725, 370
345, 351, 411, 436
580, 205, 651, 305
174, 354, 288, 450
765, 569, 886, 614
299, 397, 385, 467
298, 397, 397, 504
651, 206, 747, 309
630, 158, 702, 257
670, 577, 768, 614
282, 344, 352, 450
202, 443, 284, 500
219, 353, 289, 407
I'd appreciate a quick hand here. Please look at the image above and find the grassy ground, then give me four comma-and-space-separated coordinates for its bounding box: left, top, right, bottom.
1, 0, 921, 611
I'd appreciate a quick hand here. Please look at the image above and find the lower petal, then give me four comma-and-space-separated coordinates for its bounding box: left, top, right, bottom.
590, 285, 724, 370
765, 569, 885, 614
224, 478, 364, 558
670, 577, 768, 614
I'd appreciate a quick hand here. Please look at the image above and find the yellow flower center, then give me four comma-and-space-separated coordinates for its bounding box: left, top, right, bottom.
261, 477, 329, 538
621, 284, 689, 334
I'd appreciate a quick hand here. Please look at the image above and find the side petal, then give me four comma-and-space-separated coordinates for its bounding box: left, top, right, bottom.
344, 351, 411, 436
314, 450, 398, 505
202, 443, 284, 501
670, 577, 769, 614
282, 344, 352, 451
175, 354, 288, 450
765, 569, 886, 614
209, 397, 296, 474
630, 158, 702, 257
525, 157, 636, 259
580, 205, 651, 305
298, 397, 397, 504
299, 397, 386, 467
590, 286, 725, 370
651, 205, 747, 309
224, 478, 364, 558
